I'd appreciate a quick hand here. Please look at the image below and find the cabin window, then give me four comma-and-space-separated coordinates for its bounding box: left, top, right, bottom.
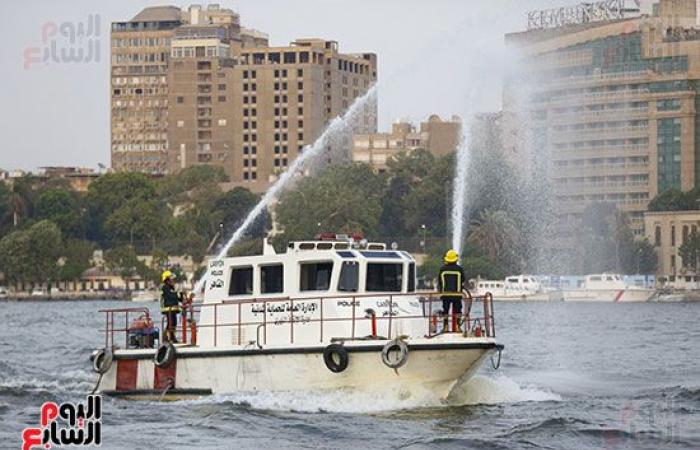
590, 276, 602, 281
338, 261, 359, 292
507, 278, 517, 283
229, 266, 253, 295
408, 263, 415, 292
366, 263, 403, 292
300, 262, 333, 291
261, 264, 283, 294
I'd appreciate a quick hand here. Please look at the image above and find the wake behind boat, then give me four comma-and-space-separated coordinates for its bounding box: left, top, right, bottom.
89, 236, 503, 403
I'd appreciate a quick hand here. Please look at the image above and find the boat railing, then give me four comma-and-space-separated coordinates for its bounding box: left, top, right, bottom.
98, 291, 495, 350
97, 306, 152, 349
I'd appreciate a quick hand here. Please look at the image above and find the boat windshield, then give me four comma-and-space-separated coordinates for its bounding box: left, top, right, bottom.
366, 263, 403, 292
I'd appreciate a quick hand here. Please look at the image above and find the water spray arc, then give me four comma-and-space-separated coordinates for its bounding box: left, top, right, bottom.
450, 135, 471, 257
194, 86, 378, 293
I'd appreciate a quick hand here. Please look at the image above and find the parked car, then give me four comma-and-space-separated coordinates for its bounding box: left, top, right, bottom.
31, 289, 45, 297
0, 287, 7, 298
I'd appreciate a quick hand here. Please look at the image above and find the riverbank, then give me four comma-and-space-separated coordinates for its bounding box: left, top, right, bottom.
0, 291, 130, 301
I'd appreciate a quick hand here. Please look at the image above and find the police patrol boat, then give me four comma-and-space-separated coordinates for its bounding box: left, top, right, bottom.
471, 275, 552, 301
556, 273, 656, 302
89, 235, 503, 403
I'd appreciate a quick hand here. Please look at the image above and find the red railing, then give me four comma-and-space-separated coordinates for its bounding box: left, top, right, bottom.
98, 306, 152, 349
98, 291, 495, 349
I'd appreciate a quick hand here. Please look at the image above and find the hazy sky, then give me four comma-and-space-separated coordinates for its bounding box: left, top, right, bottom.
0, 0, 573, 171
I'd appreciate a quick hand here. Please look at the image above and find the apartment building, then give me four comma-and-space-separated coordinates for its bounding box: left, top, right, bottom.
111, 4, 377, 189
111, 6, 183, 174
505, 0, 700, 237
352, 115, 460, 172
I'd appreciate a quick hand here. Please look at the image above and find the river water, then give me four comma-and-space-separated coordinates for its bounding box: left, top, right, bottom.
1, 300, 698, 449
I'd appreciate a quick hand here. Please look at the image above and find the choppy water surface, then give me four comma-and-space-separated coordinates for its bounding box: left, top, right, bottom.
1, 301, 698, 449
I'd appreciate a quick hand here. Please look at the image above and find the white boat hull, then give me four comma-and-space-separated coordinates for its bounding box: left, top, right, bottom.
99, 336, 501, 402
481, 293, 553, 302
560, 288, 656, 302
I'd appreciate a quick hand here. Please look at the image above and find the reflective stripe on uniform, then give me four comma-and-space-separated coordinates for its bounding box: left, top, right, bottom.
440, 270, 462, 295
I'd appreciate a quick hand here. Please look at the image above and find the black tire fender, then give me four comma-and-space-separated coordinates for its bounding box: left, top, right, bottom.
381, 340, 409, 369
153, 342, 176, 368
91, 348, 113, 374
323, 344, 349, 373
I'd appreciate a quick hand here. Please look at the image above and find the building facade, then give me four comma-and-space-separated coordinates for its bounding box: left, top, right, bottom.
352, 115, 460, 172
505, 0, 700, 237
644, 209, 700, 281
111, 5, 377, 190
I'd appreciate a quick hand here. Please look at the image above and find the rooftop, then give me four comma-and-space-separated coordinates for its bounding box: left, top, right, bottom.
131, 5, 182, 22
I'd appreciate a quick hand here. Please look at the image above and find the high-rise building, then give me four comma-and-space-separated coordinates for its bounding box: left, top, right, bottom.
505, 0, 700, 237
351, 115, 461, 172
111, 6, 183, 174
111, 5, 377, 189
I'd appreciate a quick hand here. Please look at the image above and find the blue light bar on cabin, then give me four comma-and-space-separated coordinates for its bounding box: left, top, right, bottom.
359, 251, 401, 259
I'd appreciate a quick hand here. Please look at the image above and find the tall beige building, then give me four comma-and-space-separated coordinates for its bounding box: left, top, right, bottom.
111, 4, 377, 188
505, 0, 700, 237
352, 115, 461, 172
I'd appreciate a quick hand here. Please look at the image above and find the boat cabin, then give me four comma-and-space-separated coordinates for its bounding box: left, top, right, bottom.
581, 273, 626, 290
203, 238, 417, 303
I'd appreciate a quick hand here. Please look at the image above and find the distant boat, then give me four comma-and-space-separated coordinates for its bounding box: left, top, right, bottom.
131, 290, 159, 302
558, 273, 656, 302
472, 275, 552, 301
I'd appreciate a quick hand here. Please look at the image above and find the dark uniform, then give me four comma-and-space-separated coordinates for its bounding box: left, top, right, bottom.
161, 283, 181, 343
438, 262, 465, 316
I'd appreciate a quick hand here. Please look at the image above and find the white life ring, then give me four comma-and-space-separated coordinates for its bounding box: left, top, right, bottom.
153, 342, 176, 368
91, 348, 113, 374
381, 339, 409, 369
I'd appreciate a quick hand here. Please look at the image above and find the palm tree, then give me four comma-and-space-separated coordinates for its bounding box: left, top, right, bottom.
467, 209, 522, 267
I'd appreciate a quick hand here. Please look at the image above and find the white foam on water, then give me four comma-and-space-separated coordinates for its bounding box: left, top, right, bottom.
173, 375, 559, 413
0, 372, 95, 394
448, 374, 561, 406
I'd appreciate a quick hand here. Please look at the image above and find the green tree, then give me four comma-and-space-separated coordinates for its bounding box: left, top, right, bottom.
103, 246, 147, 290
0, 183, 10, 234
275, 163, 384, 243
157, 165, 228, 201
402, 153, 453, 237
379, 150, 434, 237
58, 239, 94, 281
35, 189, 84, 238
625, 239, 658, 274
103, 198, 164, 251
0, 220, 62, 286
679, 232, 700, 271
86, 173, 156, 243
648, 188, 693, 212
467, 209, 524, 274
214, 187, 267, 238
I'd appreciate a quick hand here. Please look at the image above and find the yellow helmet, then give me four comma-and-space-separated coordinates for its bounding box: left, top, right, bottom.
161, 270, 175, 283
444, 249, 459, 263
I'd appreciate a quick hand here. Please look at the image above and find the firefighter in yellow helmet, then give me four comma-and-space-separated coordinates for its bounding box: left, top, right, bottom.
160, 270, 182, 343
438, 249, 466, 330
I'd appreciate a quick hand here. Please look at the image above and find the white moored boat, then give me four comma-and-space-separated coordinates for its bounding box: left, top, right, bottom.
558, 273, 656, 302
90, 236, 503, 403
472, 275, 551, 301
130, 289, 159, 302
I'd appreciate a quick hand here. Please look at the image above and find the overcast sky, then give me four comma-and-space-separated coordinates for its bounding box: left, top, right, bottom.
0, 0, 586, 171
